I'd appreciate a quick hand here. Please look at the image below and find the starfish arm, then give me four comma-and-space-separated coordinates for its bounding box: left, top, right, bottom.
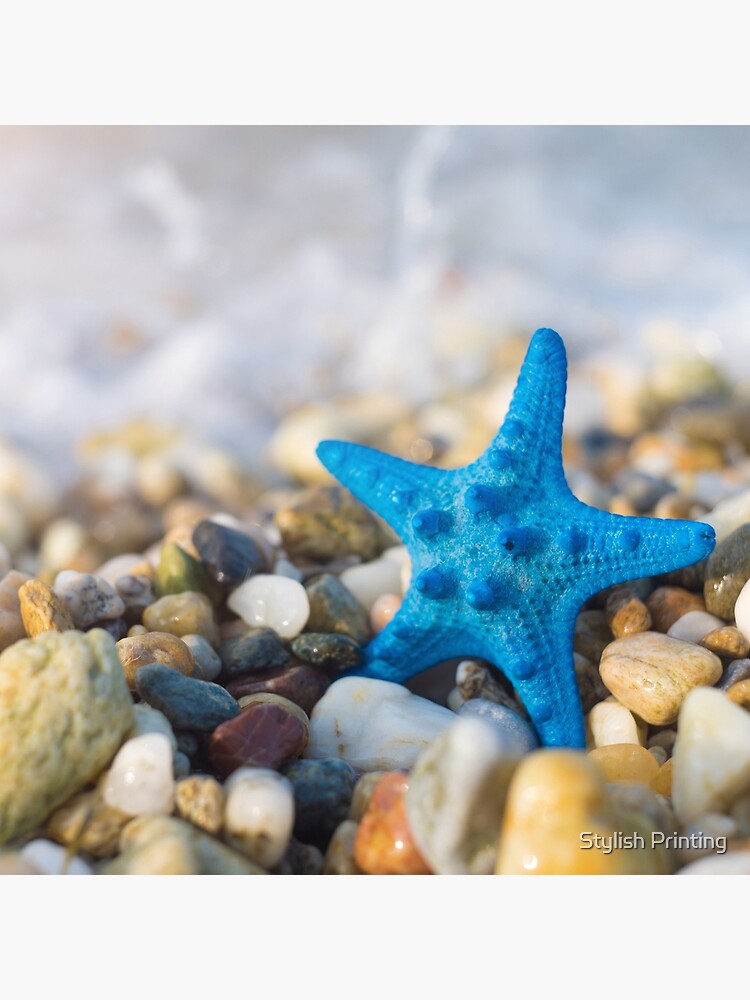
316, 439, 443, 539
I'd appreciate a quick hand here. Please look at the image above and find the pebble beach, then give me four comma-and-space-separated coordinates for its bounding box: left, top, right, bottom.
3, 126, 750, 876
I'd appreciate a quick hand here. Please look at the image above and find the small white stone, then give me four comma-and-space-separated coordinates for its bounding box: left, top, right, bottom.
52, 570, 126, 627
305, 676, 456, 771
340, 557, 404, 612
223, 767, 294, 868
20, 839, 93, 875
181, 633, 223, 681
102, 733, 176, 817
734, 578, 750, 644
587, 696, 644, 747
227, 574, 309, 639
667, 609, 726, 643
128, 703, 178, 751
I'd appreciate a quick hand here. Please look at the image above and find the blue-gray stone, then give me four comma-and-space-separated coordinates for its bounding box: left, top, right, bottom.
218, 628, 290, 678
716, 657, 750, 691
281, 758, 357, 849
291, 632, 363, 670
457, 698, 539, 754
192, 519, 267, 589
135, 664, 240, 732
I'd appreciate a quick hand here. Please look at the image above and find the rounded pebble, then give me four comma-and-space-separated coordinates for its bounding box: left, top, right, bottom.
227, 574, 310, 640
102, 733, 176, 817
223, 767, 295, 868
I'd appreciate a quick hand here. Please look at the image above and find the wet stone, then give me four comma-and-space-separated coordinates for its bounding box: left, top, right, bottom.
716, 658, 750, 691
304, 573, 372, 645
142, 591, 219, 647
209, 701, 309, 778
135, 663, 240, 732
354, 771, 432, 875
0, 569, 32, 652
192, 518, 267, 589
700, 625, 750, 660
44, 784, 130, 859
116, 631, 195, 689
704, 523, 750, 619
605, 586, 652, 638
155, 541, 220, 603
348, 771, 386, 822
281, 758, 357, 850
646, 586, 707, 633
18, 578, 75, 636
226, 662, 330, 716
218, 627, 290, 678
274, 485, 392, 563
291, 631, 364, 670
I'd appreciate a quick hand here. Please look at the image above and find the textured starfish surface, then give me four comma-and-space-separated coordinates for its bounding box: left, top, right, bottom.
316, 328, 716, 748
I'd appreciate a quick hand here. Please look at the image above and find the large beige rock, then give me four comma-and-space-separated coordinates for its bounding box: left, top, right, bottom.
0, 629, 134, 844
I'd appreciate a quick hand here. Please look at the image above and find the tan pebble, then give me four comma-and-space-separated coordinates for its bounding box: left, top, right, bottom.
44, 784, 130, 859
599, 631, 723, 725
700, 625, 750, 660
609, 495, 638, 517
127, 624, 148, 637
587, 697, 645, 748
573, 609, 613, 663
588, 743, 661, 785
116, 631, 195, 689
370, 593, 401, 634
726, 679, 750, 708
605, 587, 652, 638
142, 591, 219, 647
175, 775, 225, 835
650, 757, 673, 796
323, 820, 363, 874
18, 578, 75, 637
0, 569, 33, 652
348, 771, 388, 822
646, 586, 706, 633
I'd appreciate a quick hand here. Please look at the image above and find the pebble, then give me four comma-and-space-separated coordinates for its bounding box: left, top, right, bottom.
20, 839, 93, 875
304, 676, 456, 771
0, 629, 134, 844
599, 631, 723, 725
134, 663, 240, 732
218, 628, 291, 678
0, 853, 43, 874
18, 578, 75, 636
667, 609, 725, 643
290, 631, 363, 670
281, 758, 357, 850
354, 772, 432, 875
587, 743, 661, 785
227, 574, 310, 639
370, 593, 402, 633
704, 522, 750, 619
456, 698, 539, 754
273, 838, 325, 875
0, 569, 32, 651
587, 697, 644, 748
209, 699, 309, 778
699, 625, 750, 660
304, 573, 372, 645
116, 631, 195, 688
605, 586, 653, 638
142, 591, 219, 647
114, 574, 155, 623
339, 557, 403, 613
348, 771, 386, 821
733, 577, 750, 644
102, 732, 175, 817
96, 553, 150, 586
155, 541, 219, 602
454, 659, 517, 710
173, 752, 190, 778
128, 703, 178, 751
274, 485, 391, 563
181, 633, 223, 681
705, 486, 750, 544
323, 820, 363, 874
726, 678, 750, 707
52, 571, 126, 628
716, 657, 750, 690
192, 518, 267, 588
226, 662, 330, 716
405, 716, 519, 875
223, 767, 295, 868
672, 686, 750, 825
44, 784, 130, 858
646, 586, 707, 633
651, 757, 673, 796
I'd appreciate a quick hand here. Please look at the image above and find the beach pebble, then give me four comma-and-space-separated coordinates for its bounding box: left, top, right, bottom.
226, 661, 330, 716
192, 518, 267, 588
44, 784, 130, 859
102, 732, 175, 816
114, 574, 155, 622
155, 541, 218, 601
646, 586, 707, 633
587, 697, 644, 747
605, 586, 653, 638
455, 659, 516, 709
96, 553, 149, 586
726, 679, 750, 708
323, 820, 363, 874
181, 633, 223, 681
667, 609, 725, 643
291, 631, 363, 670
218, 627, 290, 678
52, 571, 125, 628
304, 676, 455, 771
304, 573, 372, 644
128, 703, 178, 751
588, 743, 661, 785
406, 716, 519, 875
209, 699, 308, 778
116, 631, 195, 688
672, 686, 750, 825
705, 487, 750, 544
340, 558, 403, 613
716, 657, 750, 690
704, 523, 750, 619
227, 574, 309, 639
370, 593, 402, 633
223, 767, 295, 868
733, 577, 750, 643
354, 772, 432, 875
599, 631, 722, 725
18, 578, 75, 636
134, 663, 240, 732
20, 839, 93, 875
0, 569, 32, 651
457, 698, 539, 754
699, 625, 750, 660
274, 485, 390, 563
0, 629, 134, 844
142, 591, 218, 647
282, 758, 357, 850
348, 771, 387, 822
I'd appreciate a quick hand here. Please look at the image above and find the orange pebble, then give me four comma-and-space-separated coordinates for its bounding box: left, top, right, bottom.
370, 594, 402, 634
588, 743, 661, 786
353, 772, 432, 875
651, 757, 673, 797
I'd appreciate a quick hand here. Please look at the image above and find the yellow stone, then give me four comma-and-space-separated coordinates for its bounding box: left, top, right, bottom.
727, 679, 750, 709
588, 743, 661, 785
116, 631, 195, 689
142, 591, 218, 647
651, 757, 673, 797
18, 578, 75, 637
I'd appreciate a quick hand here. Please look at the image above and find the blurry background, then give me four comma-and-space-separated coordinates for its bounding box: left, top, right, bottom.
0, 125, 748, 494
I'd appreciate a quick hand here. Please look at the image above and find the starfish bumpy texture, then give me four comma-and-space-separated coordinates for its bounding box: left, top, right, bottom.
316, 328, 716, 748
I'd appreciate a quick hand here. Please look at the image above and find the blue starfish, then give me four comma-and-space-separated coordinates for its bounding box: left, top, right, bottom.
316, 328, 715, 748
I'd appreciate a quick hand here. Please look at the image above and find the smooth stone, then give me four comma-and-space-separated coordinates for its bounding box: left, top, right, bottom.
155, 541, 220, 602
44, 784, 130, 859
223, 767, 295, 868
651, 757, 673, 797
273, 557, 303, 582
102, 733, 175, 816
457, 698, 539, 754
646, 586, 707, 633
290, 631, 363, 670
706, 487, 750, 544
700, 625, 750, 660
304, 676, 456, 772
304, 573, 372, 645
672, 686, 750, 825
96, 553, 149, 586
181, 633, 223, 681
116, 631, 195, 689
20, 839, 93, 875
726, 678, 750, 707
18, 578, 75, 636
354, 772, 432, 875
173, 751, 190, 778
734, 576, 750, 643
52, 571, 126, 628
587, 743, 661, 785
128, 703, 178, 751
339, 557, 403, 613
236, 691, 310, 730
0, 629, 134, 844
175, 731, 198, 755
587, 697, 644, 748
605, 586, 653, 638
667, 609, 726, 643
716, 657, 750, 690
209, 701, 308, 778
274, 485, 391, 563
599, 631, 722, 725
218, 628, 290, 678
192, 518, 267, 589
174, 775, 225, 834
406, 716, 519, 875
0, 569, 32, 652
323, 820, 363, 874
134, 663, 240, 732
370, 593, 402, 633
495, 749, 671, 874
281, 758, 357, 850
142, 591, 218, 647
114, 574, 155, 623
704, 523, 750, 619
227, 574, 310, 640
226, 662, 330, 716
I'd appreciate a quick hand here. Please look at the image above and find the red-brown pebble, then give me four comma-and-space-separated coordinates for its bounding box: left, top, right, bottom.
225, 662, 330, 716
209, 701, 308, 778
353, 772, 433, 875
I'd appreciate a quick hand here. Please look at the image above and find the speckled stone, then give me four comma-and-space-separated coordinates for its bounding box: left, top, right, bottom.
18, 578, 75, 636
700, 626, 750, 660
226, 661, 330, 716
704, 523, 750, 619
717, 658, 750, 690
155, 541, 220, 602
142, 591, 219, 647
588, 743, 661, 785
323, 820, 363, 874
0, 569, 32, 652
647, 586, 707, 633
605, 586, 653, 638
454, 659, 519, 712
304, 573, 372, 645
0, 629, 134, 844
573, 609, 613, 663
44, 783, 130, 859
135, 663, 240, 732
52, 571, 126, 628
116, 631, 195, 689
192, 518, 268, 589
291, 632, 363, 670
218, 628, 290, 679
274, 485, 392, 563
281, 758, 357, 850
181, 633, 223, 681
354, 772, 432, 875
175, 775, 225, 835
209, 700, 309, 778
456, 699, 539, 755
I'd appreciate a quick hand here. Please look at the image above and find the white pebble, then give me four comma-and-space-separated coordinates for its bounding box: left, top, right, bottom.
20, 839, 93, 875
52, 570, 126, 627
340, 557, 404, 612
587, 697, 643, 747
667, 609, 726, 643
128, 703, 178, 751
223, 767, 294, 869
102, 733, 176, 817
734, 577, 750, 643
227, 573, 309, 639
181, 633, 223, 681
